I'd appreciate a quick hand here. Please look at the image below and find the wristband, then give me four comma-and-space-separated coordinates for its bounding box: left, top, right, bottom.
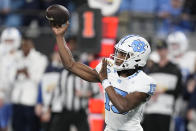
102, 79, 112, 89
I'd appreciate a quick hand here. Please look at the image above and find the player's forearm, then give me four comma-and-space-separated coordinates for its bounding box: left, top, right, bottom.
105, 87, 130, 113
56, 35, 75, 69
56, 36, 100, 82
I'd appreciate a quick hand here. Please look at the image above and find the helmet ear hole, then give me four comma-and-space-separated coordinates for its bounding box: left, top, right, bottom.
135, 59, 141, 62
122, 63, 129, 68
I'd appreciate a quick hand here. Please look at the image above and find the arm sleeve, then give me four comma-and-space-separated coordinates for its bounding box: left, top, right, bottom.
37, 82, 43, 104
135, 78, 156, 96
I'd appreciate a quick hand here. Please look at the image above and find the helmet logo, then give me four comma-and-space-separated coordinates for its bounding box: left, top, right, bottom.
130, 40, 146, 52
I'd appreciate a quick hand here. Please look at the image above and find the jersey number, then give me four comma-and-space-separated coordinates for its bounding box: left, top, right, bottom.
105, 87, 128, 114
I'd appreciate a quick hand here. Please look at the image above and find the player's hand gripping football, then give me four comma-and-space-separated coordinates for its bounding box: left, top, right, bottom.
99, 58, 108, 82
51, 21, 69, 37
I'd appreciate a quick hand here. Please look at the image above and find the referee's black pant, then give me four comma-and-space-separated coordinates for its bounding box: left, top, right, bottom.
50, 108, 89, 131
142, 114, 171, 131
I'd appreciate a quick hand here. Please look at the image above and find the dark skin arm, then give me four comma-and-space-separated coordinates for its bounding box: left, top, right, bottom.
52, 22, 100, 82
52, 23, 149, 113
99, 59, 150, 113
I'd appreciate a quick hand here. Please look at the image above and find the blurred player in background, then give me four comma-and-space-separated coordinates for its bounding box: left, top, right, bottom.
167, 31, 196, 82
167, 31, 196, 131
11, 37, 48, 131
35, 45, 64, 131
0, 27, 21, 59
143, 40, 182, 131
50, 23, 156, 131
0, 27, 21, 131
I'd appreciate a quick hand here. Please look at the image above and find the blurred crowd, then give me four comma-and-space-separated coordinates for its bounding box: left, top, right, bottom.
0, 0, 86, 27
119, 0, 196, 36
0, 0, 196, 36
1, 0, 196, 131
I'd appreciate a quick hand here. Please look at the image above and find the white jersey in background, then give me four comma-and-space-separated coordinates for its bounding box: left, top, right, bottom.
169, 51, 196, 81
96, 58, 156, 131
0, 51, 21, 102
167, 31, 196, 81
11, 49, 48, 106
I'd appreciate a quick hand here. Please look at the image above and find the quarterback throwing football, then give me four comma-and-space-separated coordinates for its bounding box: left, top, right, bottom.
51, 22, 156, 131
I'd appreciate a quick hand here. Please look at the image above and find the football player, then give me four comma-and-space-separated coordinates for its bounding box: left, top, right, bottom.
0, 27, 21, 131
51, 22, 156, 131
167, 31, 196, 131
167, 31, 196, 82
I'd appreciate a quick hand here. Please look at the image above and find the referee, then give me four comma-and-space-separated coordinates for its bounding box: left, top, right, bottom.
49, 69, 100, 131
49, 36, 100, 131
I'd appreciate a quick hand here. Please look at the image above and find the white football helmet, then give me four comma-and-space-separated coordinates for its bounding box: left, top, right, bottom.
0, 27, 21, 53
167, 31, 188, 57
111, 35, 151, 71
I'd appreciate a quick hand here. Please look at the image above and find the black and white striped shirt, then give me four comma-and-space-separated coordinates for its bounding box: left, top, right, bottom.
59, 69, 100, 111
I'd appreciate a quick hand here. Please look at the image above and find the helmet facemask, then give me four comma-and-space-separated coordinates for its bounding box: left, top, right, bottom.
111, 47, 139, 71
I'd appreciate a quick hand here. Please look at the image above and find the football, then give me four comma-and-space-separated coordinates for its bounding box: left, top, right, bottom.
46, 4, 70, 26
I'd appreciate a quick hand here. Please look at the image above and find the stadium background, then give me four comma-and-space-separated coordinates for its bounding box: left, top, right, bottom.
1, 0, 196, 131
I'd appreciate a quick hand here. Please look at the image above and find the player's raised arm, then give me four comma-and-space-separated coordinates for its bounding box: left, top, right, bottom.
51, 23, 100, 82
